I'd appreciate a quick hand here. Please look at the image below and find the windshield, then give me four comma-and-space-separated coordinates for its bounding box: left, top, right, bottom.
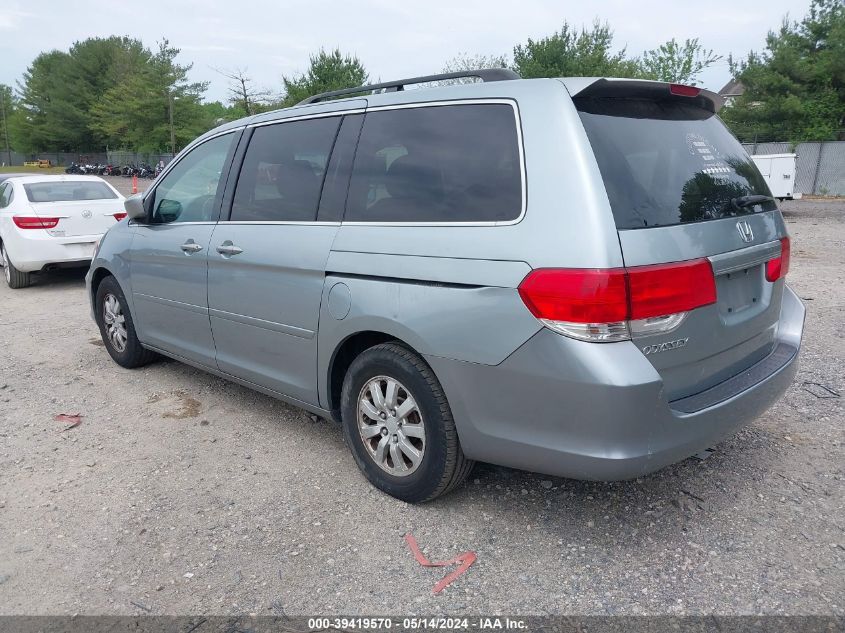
576, 98, 776, 230
24, 181, 118, 203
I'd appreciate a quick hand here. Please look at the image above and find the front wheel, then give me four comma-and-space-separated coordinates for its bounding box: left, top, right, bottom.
95, 275, 157, 368
340, 343, 473, 502
1, 242, 31, 289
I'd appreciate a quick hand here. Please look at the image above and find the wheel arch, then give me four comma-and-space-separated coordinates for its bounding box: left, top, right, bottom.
326, 330, 426, 421
89, 266, 115, 312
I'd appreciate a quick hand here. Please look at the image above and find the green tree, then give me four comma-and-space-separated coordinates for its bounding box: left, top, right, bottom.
11, 36, 212, 153
281, 48, 368, 107
720, 0, 845, 142
201, 101, 246, 125
12, 50, 73, 152
512, 21, 642, 79
12, 37, 149, 152
639, 38, 722, 84
90, 39, 210, 152
0, 84, 14, 164
0, 84, 15, 165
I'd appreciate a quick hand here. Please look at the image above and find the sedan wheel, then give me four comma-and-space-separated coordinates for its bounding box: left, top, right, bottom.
0, 242, 31, 289
1, 244, 9, 285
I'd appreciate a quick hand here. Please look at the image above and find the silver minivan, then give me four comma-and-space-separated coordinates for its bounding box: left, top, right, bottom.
87, 70, 805, 502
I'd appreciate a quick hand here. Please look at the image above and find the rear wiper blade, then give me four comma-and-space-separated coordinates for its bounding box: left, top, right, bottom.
731, 194, 774, 209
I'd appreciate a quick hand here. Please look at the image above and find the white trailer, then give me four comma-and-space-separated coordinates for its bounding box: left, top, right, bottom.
751, 153, 802, 200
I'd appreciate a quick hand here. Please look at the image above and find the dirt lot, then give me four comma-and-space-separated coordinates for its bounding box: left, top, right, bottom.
0, 192, 842, 616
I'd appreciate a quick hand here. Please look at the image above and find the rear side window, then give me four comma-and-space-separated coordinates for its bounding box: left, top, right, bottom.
230, 117, 341, 222
317, 114, 364, 222
576, 98, 776, 230
0, 183, 12, 208
23, 181, 117, 203
345, 103, 522, 223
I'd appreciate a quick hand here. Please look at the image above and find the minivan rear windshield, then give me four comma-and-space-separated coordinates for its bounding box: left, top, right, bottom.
24, 181, 118, 203
575, 98, 776, 230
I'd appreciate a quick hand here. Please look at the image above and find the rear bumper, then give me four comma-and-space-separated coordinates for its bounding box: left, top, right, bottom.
2, 229, 99, 272
426, 285, 805, 481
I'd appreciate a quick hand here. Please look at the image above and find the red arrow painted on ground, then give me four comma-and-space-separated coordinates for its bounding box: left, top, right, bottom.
404, 533, 477, 594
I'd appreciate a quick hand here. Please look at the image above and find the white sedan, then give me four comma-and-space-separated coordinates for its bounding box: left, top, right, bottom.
0, 175, 126, 288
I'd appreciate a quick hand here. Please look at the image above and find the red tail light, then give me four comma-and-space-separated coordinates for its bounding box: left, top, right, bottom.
627, 259, 717, 319
113, 212, 127, 221
13, 216, 60, 229
518, 258, 717, 342
518, 269, 628, 323
766, 237, 791, 282
669, 83, 701, 97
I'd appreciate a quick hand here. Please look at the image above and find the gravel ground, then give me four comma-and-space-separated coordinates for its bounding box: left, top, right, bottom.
0, 193, 842, 616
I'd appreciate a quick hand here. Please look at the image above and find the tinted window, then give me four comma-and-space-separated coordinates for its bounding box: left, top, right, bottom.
151, 132, 236, 224
345, 104, 522, 223
0, 183, 11, 208
317, 114, 364, 222
230, 117, 340, 222
576, 98, 776, 230
24, 181, 117, 203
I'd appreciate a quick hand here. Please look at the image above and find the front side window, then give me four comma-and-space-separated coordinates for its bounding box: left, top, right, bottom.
345, 103, 523, 223
230, 117, 341, 222
150, 132, 236, 224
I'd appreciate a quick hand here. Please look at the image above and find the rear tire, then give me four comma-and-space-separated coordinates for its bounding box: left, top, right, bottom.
95, 275, 157, 368
340, 342, 473, 502
1, 242, 31, 289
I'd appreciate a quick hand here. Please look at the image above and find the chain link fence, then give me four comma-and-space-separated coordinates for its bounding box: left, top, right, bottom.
2, 150, 175, 168
742, 141, 845, 196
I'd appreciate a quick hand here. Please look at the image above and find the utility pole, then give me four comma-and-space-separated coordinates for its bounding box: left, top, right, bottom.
0, 87, 11, 167
168, 91, 176, 155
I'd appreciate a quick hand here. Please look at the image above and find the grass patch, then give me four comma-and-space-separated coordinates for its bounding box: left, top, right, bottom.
0, 166, 67, 174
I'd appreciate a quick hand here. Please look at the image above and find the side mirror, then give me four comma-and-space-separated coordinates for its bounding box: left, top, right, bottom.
157, 198, 182, 222
124, 193, 148, 222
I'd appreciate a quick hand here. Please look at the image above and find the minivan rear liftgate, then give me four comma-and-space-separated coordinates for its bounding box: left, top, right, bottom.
572, 80, 793, 403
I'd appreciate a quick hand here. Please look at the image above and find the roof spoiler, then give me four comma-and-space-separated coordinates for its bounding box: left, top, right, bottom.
560, 78, 724, 113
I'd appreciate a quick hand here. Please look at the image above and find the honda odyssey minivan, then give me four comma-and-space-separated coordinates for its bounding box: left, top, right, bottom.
87, 70, 805, 502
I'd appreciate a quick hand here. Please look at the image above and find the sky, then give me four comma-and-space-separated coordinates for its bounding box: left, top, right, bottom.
0, 0, 810, 103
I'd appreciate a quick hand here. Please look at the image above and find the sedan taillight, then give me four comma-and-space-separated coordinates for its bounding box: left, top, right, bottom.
113, 212, 127, 221
13, 216, 60, 229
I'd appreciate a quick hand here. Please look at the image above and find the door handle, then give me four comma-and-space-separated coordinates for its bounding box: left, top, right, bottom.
180, 240, 203, 254
216, 242, 243, 256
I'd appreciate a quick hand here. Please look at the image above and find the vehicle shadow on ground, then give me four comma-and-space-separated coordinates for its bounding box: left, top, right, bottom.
434, 425, 787, 552
24, 267, 88, 289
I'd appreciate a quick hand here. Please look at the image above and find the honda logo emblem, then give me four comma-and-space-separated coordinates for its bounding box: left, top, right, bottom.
736, 220, 754, 243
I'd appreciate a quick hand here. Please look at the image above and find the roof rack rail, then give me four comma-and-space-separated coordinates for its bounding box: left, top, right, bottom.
296, 68, 521, 106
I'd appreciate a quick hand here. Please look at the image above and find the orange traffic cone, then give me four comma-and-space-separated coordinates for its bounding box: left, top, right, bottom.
132, 174, 138, 194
